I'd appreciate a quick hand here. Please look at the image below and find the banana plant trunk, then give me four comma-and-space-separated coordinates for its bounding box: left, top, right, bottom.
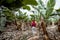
39, 16, 50, 40
41, 21, 49, 40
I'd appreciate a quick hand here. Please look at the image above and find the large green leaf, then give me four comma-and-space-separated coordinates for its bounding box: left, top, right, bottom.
47, 0, 55, 8
22, 6, 30, 10
45, 0, 55, 19
45, 8, 53, 19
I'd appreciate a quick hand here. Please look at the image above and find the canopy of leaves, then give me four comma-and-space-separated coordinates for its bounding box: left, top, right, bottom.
0, 0, 38, 10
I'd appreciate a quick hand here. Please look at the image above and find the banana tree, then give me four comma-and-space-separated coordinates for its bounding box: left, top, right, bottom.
16, 10, 29, 22
32, 0, 57, 40
32, 0, 56, 23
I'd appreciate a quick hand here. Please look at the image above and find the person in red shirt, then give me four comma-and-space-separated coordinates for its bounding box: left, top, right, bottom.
31, 20, 36, 27
31, 20, 37, 36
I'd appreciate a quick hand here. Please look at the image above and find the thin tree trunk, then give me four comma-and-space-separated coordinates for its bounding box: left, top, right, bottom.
40, 21, 50, 40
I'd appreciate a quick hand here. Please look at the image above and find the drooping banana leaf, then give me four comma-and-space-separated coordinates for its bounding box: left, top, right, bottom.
45, 0, 55, 19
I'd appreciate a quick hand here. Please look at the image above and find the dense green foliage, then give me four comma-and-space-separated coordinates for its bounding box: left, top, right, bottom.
2, 8, 15, 22
0, 0, 38, 10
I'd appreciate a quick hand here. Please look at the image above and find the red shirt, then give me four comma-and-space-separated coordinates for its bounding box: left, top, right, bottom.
31, 21, 36, 27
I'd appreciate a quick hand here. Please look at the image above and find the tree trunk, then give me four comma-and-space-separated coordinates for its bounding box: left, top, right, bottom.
40, 21, 50, 40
